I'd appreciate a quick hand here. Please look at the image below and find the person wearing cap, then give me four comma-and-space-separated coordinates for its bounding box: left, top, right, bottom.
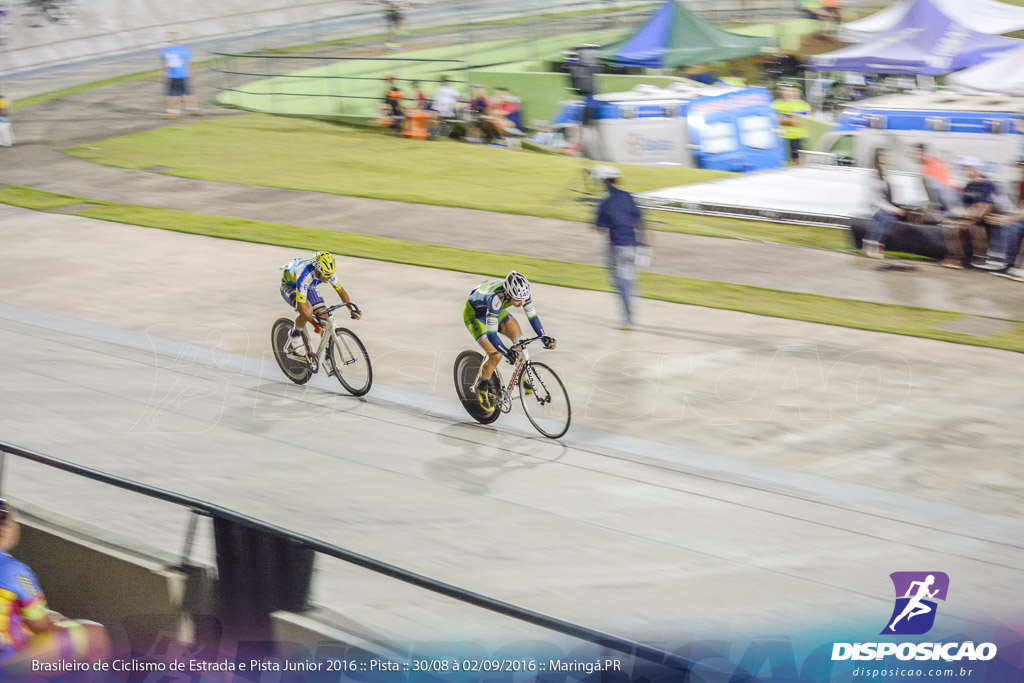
941, 157, 996, 269
976, 158, 1024, 281
592, 165, 649, 330
773, 83, 810, 164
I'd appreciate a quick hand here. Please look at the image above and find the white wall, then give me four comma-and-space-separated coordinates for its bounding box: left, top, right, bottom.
2, 0, 380, 74
0, 0, 631, 76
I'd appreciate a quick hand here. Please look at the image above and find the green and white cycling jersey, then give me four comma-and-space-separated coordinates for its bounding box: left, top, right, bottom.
463, 278, 544, 355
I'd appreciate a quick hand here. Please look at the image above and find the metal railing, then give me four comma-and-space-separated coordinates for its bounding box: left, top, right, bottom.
0, 439, 696, 672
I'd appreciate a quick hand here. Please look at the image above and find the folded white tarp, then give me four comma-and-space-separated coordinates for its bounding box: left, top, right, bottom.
947, 44, 1024, 96
638, 166, 929, 225
840, 0, 1024, 43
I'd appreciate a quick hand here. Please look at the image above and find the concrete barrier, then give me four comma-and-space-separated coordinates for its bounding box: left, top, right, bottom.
1, 0, 373, 75
272, 607, 406, 662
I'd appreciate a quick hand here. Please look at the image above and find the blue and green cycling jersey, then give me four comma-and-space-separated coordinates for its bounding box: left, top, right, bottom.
280, 257, 342, 306
464, 278, 544, 356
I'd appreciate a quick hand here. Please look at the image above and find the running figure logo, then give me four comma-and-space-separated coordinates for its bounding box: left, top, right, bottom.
881, 572, 950, 635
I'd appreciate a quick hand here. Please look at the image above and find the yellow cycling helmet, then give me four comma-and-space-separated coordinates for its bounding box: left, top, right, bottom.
313, 251, 337, 279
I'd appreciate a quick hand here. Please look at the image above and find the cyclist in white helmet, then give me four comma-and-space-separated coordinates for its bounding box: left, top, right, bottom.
280, 251, 361, 357
463, 271, 556, 410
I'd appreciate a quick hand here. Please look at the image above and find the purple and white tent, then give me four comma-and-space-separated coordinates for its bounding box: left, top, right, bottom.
947, 43, 1024, 96
811, 0, 1022, 75
839, 0, 1024, 44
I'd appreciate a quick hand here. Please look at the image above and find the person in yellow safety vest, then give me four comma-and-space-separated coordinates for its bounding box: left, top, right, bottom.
717, 70, 746, 87
773, 82, 811, 164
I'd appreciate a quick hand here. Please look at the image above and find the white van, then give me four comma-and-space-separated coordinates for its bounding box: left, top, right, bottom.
813, 91, 1024, 182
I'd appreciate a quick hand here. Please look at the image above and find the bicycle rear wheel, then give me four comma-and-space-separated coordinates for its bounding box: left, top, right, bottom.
271, 318, 312, 385
520, 362, 570, 438
327, 328, 373, 396
453, 350, 501, 425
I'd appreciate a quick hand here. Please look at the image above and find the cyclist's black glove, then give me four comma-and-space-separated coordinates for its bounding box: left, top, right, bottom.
542, 335, 556, 349
505, 349, 519, 365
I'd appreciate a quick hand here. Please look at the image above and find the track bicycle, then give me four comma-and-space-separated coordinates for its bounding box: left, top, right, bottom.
271, 303, 372, 396
453, 336, 570, 439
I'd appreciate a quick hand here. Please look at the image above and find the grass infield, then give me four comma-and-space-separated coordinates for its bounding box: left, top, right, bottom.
2, 185, 1021, 353
65, 114, 851, 250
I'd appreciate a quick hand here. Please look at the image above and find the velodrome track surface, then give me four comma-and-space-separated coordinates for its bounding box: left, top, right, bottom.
2, 205, 1022, 645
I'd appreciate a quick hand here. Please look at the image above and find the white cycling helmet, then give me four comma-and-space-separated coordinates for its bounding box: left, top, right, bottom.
503, 271, 531, 301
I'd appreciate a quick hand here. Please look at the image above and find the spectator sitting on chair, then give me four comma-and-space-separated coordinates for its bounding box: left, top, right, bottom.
467, 86, 503, 143
863, 148, 906, 259
504, 94, 524, 133
0, 499, 110, 674
489, 88, 524, 137
976, 157, 1024, 281
432, 76, 460, 118
941, 157, 996, 269
429, 76, 462, 137
411, 80, 429, 111
382, 75, 405, 134
912, 143, 959, 214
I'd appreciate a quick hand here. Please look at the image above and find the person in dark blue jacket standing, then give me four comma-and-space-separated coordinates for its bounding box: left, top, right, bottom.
592, 165, 650, 330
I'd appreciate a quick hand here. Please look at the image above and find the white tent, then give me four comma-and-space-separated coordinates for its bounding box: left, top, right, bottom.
840, 0, 1024, 43
947, 43, 1024, 96
839, 1, 910, 43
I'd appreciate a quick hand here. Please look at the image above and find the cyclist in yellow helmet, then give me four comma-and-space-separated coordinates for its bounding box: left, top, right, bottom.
279, 251, 361, 357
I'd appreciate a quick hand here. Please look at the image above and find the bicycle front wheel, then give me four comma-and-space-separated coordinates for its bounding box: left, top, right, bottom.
327, 328, 373, 396
520, 362, 571, 439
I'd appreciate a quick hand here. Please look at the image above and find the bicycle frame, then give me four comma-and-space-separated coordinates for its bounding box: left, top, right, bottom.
494, 336, 548, 410
505, 347, 530, 395
300, 303, 360, 374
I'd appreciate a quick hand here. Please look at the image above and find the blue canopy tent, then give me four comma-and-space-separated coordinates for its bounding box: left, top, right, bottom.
811, 0, 1022, 75
599, 0, 772, 68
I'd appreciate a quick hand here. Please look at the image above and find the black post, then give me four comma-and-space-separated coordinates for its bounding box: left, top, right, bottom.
212, 516, 315, 643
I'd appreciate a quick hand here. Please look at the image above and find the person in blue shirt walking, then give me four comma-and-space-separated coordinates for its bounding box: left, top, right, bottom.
592, 165, 650, 330
160, 32, 198, 118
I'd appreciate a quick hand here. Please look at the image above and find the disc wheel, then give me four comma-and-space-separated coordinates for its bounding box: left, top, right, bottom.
453, 350, 501, 424
271, 318, 312, 385
519, 362, 571, 439
327, 328, 373, 396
